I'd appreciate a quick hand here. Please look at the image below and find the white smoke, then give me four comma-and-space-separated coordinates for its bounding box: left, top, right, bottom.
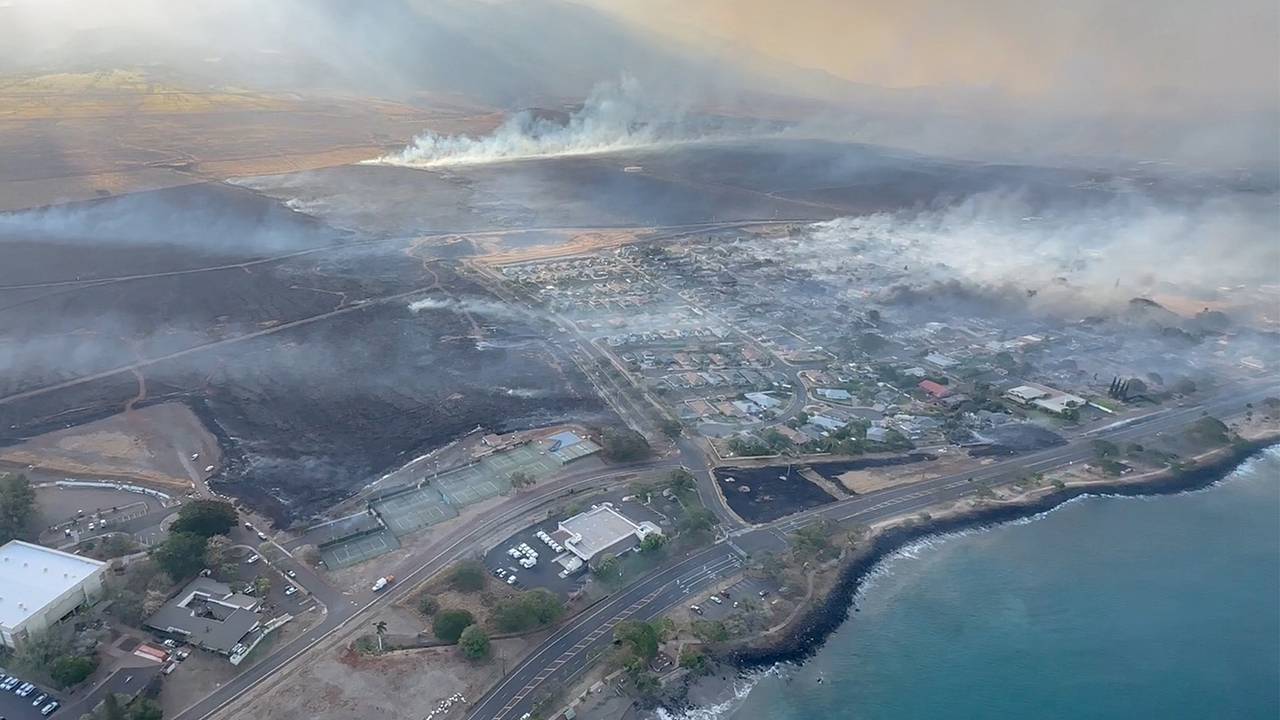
371, 76, 721, 168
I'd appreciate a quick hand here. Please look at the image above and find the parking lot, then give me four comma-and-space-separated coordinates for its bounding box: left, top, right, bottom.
483, 517, 585, 598
228, 546, 314, 615
0, 671, 61, 719
482, 494, 669, 598
687, 575, 778, 621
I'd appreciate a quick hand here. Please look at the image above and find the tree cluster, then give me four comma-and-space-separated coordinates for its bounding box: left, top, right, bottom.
491, 589, 564, 633
0, 473, 36, 545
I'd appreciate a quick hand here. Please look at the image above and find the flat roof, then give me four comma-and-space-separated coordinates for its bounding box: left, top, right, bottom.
559, 505, 642, 560
0, 540, 105, 630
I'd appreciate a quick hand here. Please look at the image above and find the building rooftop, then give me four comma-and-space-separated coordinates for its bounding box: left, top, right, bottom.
0, 540, 105, 630
558, 504, 656, 561
145, 577, 260, 655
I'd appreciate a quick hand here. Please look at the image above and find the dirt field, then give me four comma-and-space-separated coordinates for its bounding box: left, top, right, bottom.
0, 401, 219, 489
0, 70, 500, 211
223, 631, 533, 720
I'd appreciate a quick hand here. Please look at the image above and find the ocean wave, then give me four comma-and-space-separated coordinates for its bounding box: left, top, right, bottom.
653, 667, 786, 720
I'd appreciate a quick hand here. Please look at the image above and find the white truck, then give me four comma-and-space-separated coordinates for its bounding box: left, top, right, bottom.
371, 575, 396, 592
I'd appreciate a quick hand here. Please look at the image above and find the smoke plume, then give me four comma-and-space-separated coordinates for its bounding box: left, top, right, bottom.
372, 77, 732, 168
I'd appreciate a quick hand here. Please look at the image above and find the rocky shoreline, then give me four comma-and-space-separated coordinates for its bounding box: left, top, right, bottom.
721, 434, 1280, 671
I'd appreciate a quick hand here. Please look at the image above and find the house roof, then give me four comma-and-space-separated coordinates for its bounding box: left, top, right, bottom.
0, 540, 105, 630
918, 380, 952, 398
145, 577, 259, 654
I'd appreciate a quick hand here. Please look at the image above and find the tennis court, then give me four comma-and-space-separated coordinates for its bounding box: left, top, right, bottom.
437, 467, 509, 506
320, 530, 400, 569
371, 485, 459, 536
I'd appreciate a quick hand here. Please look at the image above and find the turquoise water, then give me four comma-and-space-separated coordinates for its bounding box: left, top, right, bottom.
721, 447, 1280, 720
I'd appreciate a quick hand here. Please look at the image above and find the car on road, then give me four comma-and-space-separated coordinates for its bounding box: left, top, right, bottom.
286, 570, 297, 578
42, 700, 60, 715
506, 574, 517, 585
31, 692, 48, 706
689, 605, 703, 615
256, 532, 268, 541
284, 585, 298, 596
709, 595, 722, 605
247, 555, 260, 564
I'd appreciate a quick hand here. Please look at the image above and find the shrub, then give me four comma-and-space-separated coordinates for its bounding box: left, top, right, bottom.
169, 500, 237, 537
50, 654, 98, 687
449, 560, 487, 593
601, 427, 651, 462
432, 609, 475, 642
417, 594, 440, 616
492, 589, 564, 633
458, 625, 491, 660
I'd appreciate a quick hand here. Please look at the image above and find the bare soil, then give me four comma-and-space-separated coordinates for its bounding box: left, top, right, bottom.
0, 401, 219, 489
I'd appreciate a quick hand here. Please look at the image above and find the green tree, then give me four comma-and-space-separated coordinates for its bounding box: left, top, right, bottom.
601, 427, 652, 462
374, 620, 388, 652
102, 693, 126, 720
449, 559, 487, 593
50, 654, 98, 687
639, 533, 667, 552
127, 698, 163, 720
594, 553, 620, 579
170, 500, 238, 538
667, 469, 695, 493
509, 471, 533, 489
458, 625, 491, 660
432, 609, 475, 643
11, 629, 70, 676
203, 534, 234, 576
1091, 439, 1119, 459
659, 417, 683, 439
153, 531, 209, 580
679, 647, 710, 675
614, 620, 660, 662
108, 588, 146, 627
492, 589, 564, 632
679, 508, 717, 537
0, 472, 36, 544
253, 576, 271, 597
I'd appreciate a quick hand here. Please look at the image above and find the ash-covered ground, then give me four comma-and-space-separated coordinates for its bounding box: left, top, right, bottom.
0, 182, 609, 524
3, 138, 1270, 525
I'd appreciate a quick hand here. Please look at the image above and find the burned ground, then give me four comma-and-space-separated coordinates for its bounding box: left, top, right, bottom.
0, 183, 608, 524
715, 464, 838, 524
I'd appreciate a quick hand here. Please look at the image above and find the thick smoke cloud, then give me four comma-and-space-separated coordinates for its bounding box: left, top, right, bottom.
373, 77, 721, 167
801, 191, 1280, 316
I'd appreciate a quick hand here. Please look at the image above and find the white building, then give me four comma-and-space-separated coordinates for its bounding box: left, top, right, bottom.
550, 504, 661, 572
0, 541, 107, 649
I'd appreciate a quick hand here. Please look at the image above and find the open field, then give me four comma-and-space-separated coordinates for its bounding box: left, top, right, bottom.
0, 70, 500, 211
0, 401, 219, 489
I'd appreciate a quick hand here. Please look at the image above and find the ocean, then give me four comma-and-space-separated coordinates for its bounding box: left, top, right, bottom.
687, 446, 1280, 720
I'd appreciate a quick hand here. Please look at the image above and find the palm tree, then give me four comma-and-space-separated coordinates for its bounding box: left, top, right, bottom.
374, 620, 388, 652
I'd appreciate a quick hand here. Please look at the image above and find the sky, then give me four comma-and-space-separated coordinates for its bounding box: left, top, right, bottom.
1, 0, 1276, 169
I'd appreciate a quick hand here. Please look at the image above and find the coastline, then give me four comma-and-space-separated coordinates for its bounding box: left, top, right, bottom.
661, 433, 1280, 716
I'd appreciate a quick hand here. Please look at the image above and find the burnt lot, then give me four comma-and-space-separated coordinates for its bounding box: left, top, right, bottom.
0, 184, 608, 525
715, 464, 838, 524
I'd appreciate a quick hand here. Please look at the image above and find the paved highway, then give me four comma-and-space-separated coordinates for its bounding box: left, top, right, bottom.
174, 460, 684, 720
466, 382, 1277, 720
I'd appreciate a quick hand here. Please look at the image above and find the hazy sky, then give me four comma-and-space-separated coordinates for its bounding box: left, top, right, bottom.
2, 0, 1276, 168
592, 0, 1279, 111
